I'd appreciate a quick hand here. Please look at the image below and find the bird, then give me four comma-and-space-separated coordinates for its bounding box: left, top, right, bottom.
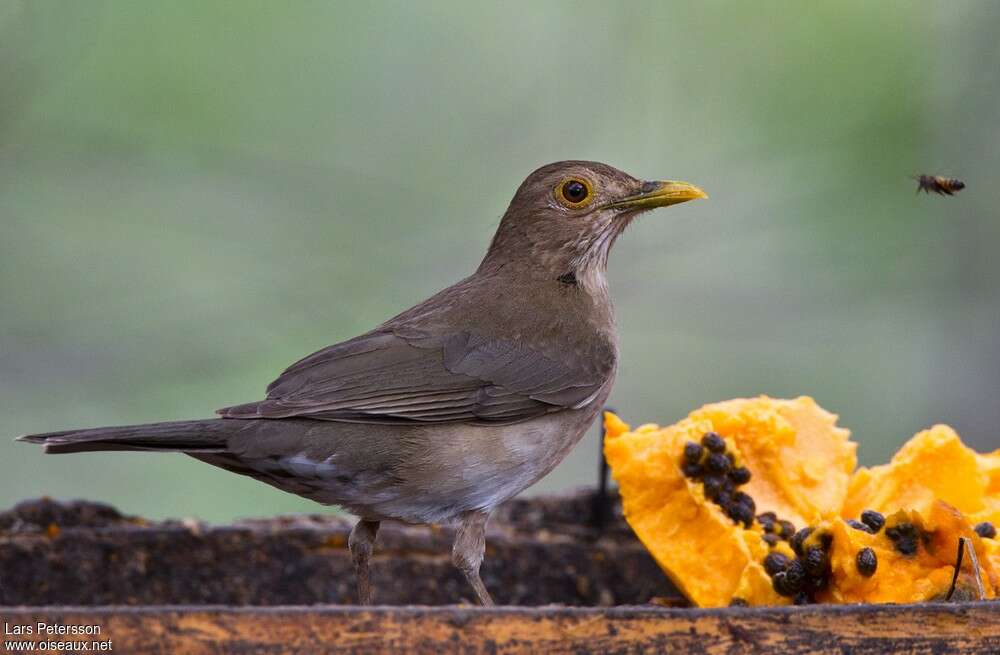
18, 161, 707, 606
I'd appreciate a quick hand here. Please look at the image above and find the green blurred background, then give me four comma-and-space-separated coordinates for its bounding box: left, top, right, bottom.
2, 1, 998, 522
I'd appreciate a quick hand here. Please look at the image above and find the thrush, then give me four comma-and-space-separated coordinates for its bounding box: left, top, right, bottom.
18, 161, 706, 606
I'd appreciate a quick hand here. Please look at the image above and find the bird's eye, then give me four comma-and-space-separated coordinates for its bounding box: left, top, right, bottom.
555, 177, 594, 209
563, 181, 587, 202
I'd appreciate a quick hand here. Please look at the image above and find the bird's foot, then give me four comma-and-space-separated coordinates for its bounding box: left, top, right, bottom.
453, 509, 495, 607
348, 519, 380, 605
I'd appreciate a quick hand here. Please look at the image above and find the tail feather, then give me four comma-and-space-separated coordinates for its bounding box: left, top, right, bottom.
17, 419, 247, 454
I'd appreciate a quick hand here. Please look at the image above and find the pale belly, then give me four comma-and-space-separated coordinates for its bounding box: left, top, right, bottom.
372, 403, 606, 522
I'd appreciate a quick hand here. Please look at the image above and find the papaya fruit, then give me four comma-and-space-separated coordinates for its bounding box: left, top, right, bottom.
605, 396, 1000, 607
603, 396, 855, 607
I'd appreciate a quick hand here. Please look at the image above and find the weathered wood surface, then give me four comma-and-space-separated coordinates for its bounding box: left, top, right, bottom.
2, 604, 999, 654
0, 492, 678, 607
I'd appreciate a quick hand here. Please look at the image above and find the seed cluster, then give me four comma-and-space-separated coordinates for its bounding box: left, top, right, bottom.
885, 522, 921, 556
975, 522, 997, 539
681, 432, 755, 527
679, 440, 902, 606
766, 527, 833, 604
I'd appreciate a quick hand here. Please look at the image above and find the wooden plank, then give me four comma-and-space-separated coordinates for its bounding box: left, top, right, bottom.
0, 495, 678, 607
2, 604, 998, 654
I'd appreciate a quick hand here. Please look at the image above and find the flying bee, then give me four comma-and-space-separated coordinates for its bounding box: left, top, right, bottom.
914, 174, 966, 196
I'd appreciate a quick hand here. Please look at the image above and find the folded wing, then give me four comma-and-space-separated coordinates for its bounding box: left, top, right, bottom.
217, 328, 609, 425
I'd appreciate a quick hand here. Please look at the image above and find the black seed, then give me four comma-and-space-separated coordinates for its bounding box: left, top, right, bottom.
701, 432, 726, 452
846, 519, 874, 534
860, 510, 885, 533
975, 522, 997, 539
778, 520, 796, 540
728, 466, 752, 485
856, 547, 877, 576
791, 527, 814, 557
702, 475, 725, 500
793, 591, 812, 605
771, 571, 793, 597
732, 503, 755, 528
764, 552, 790, 576
725, 502, 754, 528
683, 441, 704, 464
762, 533, 781, 547
885, 523, 920, 556
762, 522, 777, 535
681, 462, 703, 479
734, 491, 756, 513
757, 511, 777, 525
784, 559, 806, 592
729, 597, 749, 607
803, 547, 829, 578
705, 452, 730, 474
818, 531, 833, 550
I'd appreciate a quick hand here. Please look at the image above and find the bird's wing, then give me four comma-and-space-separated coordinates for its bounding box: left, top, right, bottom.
217, 328, 610, 425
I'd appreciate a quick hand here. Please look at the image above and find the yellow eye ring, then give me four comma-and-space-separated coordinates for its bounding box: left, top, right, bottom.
554, 177, 594, 209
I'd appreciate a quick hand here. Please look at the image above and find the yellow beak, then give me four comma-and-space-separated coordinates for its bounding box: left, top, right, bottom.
604, 180, 708, 211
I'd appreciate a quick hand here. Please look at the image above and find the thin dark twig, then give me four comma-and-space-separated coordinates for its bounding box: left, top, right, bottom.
590, 406, 615, 532
945, 538, 966, 601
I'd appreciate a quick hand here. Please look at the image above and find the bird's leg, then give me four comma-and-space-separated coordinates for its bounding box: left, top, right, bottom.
348, 519, 380, 605
452, 509, 495, 606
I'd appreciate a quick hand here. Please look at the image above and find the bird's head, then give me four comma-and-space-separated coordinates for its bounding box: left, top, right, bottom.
481, 161, 707, 287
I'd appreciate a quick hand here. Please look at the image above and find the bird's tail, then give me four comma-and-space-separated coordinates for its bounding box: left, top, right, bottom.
17, 419, 249, 454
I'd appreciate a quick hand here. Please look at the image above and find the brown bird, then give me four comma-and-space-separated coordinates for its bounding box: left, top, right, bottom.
18, 161, 706, 605
914, 174, 966, 196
